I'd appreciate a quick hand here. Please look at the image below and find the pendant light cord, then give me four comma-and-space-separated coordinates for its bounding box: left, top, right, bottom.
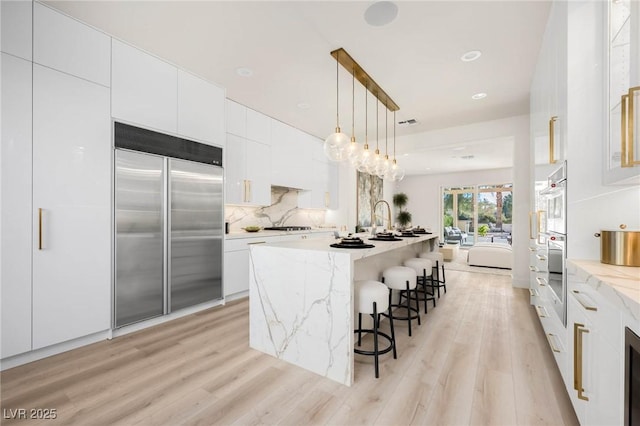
351, 69, 355, 139
365, 81, 368, 144
393, 110, 396, 160
385, 107, 388, 156
336, 51, 339, 129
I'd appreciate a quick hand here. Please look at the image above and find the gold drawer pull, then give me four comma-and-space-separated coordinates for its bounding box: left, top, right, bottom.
572, 290, 597, 311
546, 333, 561, 353
549, 116, 558, 164
536, 277, 547, 286
247, 241, 266, 245
536, 254, 547, 261
573, 322, 589, 401
535, 305, 548, 318
529, 288, 539, 297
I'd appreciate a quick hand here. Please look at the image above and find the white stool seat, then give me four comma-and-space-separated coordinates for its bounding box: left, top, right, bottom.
382, 266, 416, 290
355, 280, 390, 314
419, 251, 444, 263
404, 258, 433, 277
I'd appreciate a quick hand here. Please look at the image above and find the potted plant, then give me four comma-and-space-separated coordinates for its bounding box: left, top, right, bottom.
393, 192, 412, 229
478, 224, 489, 237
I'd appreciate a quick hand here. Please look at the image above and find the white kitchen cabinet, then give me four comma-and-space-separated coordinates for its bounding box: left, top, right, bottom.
177, 70, 225, 146
531, 1, 567, 167
604, 0, 640, 184
112, 39, 178, 133
1, 53, 33, 358
224, 249, 251, 297
1, 0, 32, 60
226, 100, 246, 138
246, 108, 271, 145
567, 276, 623, 426
33, 3, 111, 87
32, 64, 111, 349
225, 134, 271, 206
270, 120, 312, 190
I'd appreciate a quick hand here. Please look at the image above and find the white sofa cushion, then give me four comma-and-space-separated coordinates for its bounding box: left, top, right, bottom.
467, 243, 512, 269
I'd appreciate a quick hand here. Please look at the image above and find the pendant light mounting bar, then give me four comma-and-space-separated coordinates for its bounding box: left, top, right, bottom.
330, 48, 399, 112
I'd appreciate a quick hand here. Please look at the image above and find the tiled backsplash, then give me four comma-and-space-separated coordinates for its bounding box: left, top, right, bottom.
225, 186, 326, 232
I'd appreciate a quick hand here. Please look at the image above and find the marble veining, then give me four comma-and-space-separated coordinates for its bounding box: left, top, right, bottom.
249, 234, 438, 386
567, 259, 640, 324
226, 186, 326, 232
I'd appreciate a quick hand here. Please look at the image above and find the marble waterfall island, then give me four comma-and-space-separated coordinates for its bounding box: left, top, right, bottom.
249, 234, 438, 386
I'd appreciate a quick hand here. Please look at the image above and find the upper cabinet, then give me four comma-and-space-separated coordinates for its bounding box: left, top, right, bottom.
112, 40, 178, 134
177, 70, 225, 146
33, 3, 111, 87
604, 0, 640, 184
1, 0, 32, 60
531, 1, 567, 167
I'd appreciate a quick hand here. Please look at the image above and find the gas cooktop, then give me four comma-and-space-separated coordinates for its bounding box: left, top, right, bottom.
263, 226, 312, 231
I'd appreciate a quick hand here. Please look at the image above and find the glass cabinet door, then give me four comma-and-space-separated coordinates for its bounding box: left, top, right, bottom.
606, 0, 640, 184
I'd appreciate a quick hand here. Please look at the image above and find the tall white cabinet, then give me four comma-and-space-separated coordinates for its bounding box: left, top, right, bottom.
31, 65, 111, 349
1, 2, 112, 359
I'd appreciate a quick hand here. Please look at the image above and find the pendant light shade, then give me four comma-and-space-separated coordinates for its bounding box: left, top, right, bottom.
324, 50, 349, 162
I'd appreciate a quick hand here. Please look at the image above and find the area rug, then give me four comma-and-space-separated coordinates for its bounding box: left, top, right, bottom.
444, 247, 512, 276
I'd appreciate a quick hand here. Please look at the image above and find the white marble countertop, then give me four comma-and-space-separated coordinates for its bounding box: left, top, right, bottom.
225, 228, 336, 240
254, 233, 439, 260
567, 259, 640, 321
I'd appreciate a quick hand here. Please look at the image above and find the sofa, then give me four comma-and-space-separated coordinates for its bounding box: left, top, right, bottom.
467, 243, 512, 269
444, 226, 467, 243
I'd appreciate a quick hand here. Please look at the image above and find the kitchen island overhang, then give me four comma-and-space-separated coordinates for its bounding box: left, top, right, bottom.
249, 234, 439, 386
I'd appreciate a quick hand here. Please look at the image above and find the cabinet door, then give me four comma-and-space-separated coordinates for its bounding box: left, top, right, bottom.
225, 134, 246, 204
177, 70, 225, 146
226, 100, 246, 138
32, 65, 111, 349
224, 249, 250, 297
1, 54, 33, 358
112, 39, 178, 133
246, 108, 271, 145
33, 3, 111, 87
245, 140, 271, 206
1, 0, 32, 60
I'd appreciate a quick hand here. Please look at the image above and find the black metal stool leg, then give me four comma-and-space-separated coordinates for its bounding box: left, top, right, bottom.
373, 302, 379, 378
358, 313, 362, 346
405, 281, 412, 336
414, 284, 421, 325
388, 290, 397, 358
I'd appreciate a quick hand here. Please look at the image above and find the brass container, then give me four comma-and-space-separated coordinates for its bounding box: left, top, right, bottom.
595, 229, 640, 267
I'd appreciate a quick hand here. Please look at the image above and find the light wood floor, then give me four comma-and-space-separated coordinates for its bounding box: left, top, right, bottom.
0, 270, 579, 425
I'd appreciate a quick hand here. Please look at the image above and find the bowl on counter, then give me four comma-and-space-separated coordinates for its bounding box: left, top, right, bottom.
242, 226, 262, 233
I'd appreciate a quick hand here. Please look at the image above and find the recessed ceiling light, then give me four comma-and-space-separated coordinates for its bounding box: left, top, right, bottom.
235, 67, 253, 77
461, 50, 482, 62
297, 102, 311, 109
452, 146, 466, 151
471, 92, 487, 100
461, 155, 475, 160
364, 1, 398, 27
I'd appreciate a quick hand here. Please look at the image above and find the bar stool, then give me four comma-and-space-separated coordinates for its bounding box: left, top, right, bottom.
354, 280, 397, 378
380, 266, 421, 337
403, 258, 437, 313
419, 251, 447, 297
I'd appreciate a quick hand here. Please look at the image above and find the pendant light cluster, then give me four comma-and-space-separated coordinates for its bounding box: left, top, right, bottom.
324, 48, 405, 181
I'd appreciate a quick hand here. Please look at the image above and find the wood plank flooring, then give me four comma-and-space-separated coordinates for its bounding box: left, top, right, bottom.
0, 270, 579, 425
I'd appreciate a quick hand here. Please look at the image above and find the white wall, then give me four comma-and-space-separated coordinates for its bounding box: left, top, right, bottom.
566, 1, 640, 259
394, 114, 531, 288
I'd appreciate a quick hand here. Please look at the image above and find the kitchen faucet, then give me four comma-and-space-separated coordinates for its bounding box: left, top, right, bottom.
371, 199, 392, 235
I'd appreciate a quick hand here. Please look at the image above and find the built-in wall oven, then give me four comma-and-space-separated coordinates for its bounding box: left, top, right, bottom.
541, 161, 567, 326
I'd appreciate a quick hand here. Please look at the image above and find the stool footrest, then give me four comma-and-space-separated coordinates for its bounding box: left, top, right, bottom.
353, 330, 395, 356
381, 304, 421, 321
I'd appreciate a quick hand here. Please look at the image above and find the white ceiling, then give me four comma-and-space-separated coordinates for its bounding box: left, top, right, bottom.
46, 0, 551, 176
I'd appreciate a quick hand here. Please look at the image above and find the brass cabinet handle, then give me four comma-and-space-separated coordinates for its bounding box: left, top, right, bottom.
535, 305, 548, 318
529, 212, 533, 239
573, 322, 590, 401
38, 208, 43, 250
529, 288, 539, 297
536, 254, 547, 261
627, 86, 639, 166
572, 290, 598, 311
536, 276, 547, 286
549, 116, 558, 164
247, 241, 266, 245
622, 93, 630, 167
529, 246, 536, 252
536, 210, 545, 244
546, 333, 561, 353
247, 180, 252, 203
325, 191, 330, 208
529, 265, 537, 272
242, 180, 247, 202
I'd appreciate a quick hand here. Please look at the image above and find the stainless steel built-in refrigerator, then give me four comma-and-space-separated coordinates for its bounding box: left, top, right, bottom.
114, 123, 223, 328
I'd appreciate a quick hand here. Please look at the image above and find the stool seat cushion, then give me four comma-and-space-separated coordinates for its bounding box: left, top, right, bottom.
382, 266, 416, 290
403, 258, 433, 276
419, 251, 444, 263
355, 280, 390, 314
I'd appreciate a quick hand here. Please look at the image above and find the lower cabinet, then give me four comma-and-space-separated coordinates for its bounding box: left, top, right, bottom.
567, 275, 623, 425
